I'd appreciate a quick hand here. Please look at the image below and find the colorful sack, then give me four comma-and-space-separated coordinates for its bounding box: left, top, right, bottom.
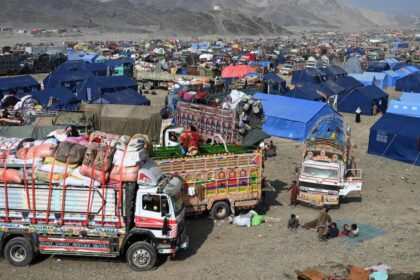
0, 168, 22, 184
82, 142, 115, 172
79, 165, 110, 183
110, 165, 140, 182
17, 144, 56, 160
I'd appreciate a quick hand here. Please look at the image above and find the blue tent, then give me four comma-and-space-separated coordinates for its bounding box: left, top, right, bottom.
253, 93, 339, 141
349, 72, 388, 89
334, 76, 364, 91
319, 66, 347, 80
384, 70, 404, 87
337, 85, 388, 115
104, 58, 134, 69
0, 75, 41, 97
382, 59, 399, 70
367, 61, 390, 72
400, 92, 420, 102
395, 72, 420, 92
67, 51, 97, 63
320, 80, 346, 96
75, 76, 138, 102
43, 70, 93, 91
54, 61, 108, 76
284, 85, 325, 101
30, 88, 80, 110
387, 99, 420, 118
263, 72, 286, 89
368, 113, 420, 166
291, 68, 327, 85
91, 89, 150, 105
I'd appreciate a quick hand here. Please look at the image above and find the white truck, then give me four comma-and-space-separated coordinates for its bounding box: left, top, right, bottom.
0, 159, 188, 271
297, 116, 362, 207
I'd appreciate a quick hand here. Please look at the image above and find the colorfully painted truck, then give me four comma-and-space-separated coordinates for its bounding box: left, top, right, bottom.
297, 116, 362, 207
152, 144, 264, 220
0, 159, 188, 271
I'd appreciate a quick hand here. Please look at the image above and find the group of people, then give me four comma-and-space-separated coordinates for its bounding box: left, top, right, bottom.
288, 207, 360, 241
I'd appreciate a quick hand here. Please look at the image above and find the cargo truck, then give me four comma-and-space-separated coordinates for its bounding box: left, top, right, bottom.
297, 116, 362, 207
152, 144, 264, 220
135, 70, 199, 90
0, 159, 188, 271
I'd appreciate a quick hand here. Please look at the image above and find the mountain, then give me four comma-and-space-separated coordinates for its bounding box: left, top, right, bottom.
0, 0, 398, 35
394, 12, 420, 27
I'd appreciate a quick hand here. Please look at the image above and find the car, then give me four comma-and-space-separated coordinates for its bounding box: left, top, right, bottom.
280, 64, 293, 75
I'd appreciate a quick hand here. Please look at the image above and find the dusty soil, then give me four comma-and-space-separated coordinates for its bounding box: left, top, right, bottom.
1, 88, 420, 279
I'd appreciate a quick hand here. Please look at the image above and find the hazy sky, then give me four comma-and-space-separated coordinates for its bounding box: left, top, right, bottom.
344, 0, 420, 15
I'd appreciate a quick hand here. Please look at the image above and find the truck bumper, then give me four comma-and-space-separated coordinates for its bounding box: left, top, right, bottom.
297, 193, 339, 207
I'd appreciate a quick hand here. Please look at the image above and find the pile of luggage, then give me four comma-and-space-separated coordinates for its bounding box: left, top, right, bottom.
0, 130, 152, 186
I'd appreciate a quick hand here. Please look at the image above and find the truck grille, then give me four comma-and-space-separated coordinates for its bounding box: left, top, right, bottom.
299, 181, 340, 191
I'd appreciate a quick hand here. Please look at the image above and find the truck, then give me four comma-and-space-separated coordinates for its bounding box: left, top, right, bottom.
152, 143, 265, 220
0, 159, 188, 271
297, 116, 362, 207
135, 70, 199, 90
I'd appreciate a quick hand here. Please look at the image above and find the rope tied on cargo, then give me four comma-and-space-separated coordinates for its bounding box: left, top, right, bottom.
23, 151, 32, 219
101, 142, 112, 226
2, 147, 11, 223
84, 150, 99, 226
30, 139, 47, 223
59, 157, 71, 226
45, 149, 59, 224
116, 138, 130, 228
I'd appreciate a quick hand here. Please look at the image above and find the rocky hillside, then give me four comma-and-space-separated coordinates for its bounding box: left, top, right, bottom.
0, 0, 398, 35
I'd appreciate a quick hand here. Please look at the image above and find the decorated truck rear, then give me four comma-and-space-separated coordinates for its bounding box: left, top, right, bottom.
152, 144, 264, 220
297, 116, 362, 207
0, 134, 188, 271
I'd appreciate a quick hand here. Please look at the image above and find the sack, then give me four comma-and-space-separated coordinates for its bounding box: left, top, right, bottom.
17, 144, 56, 160
36, 171, 65, 183
65, 168, 100, 187
348, 266, 372, 280
251, 214, 265, 226
39, 163, 76, 175
0, 168, 22, 184
82, 143, 116, 172
110, 165, 140, 182
232, 212, 252, 227
55, 142, 87, 165
79, 165, 110, 182
297, 269, 324, 280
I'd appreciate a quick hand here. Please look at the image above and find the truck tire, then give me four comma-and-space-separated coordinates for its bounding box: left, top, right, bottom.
210, 201, 230, 220
4, 237, 34, 267
126, 241, 157, 271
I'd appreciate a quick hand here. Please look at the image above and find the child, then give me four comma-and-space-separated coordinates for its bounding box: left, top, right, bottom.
350, 224, 359, 237
288, 214, 300, 230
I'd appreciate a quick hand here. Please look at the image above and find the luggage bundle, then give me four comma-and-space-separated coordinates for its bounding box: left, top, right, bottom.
0, 131, 151, 187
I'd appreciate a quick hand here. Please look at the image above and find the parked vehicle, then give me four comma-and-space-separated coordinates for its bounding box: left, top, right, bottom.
135, 70, 199, 90
280, 64, 293, 75
152, 144, 265, 220
0, 159, 188, 271
297, 116, 362, 207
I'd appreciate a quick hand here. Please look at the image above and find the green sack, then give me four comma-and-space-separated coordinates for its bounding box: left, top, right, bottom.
251, 214, 265, 226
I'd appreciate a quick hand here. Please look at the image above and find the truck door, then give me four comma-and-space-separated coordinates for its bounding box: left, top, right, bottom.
136, 194, 168, 239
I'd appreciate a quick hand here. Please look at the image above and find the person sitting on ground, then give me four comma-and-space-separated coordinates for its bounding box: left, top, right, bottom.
327, 222, 339, 239
350, 224, 359, 237
288, 214, 300, 230
339, 224, 351, 237
265, 140, 277, 157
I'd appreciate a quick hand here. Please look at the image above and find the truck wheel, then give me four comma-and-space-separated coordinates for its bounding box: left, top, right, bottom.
126, 241, 157, 271
4, 237, 34, 267
211, 201, 230, 220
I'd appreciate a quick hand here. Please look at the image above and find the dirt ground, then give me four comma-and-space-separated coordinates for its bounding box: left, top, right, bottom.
1, 87, 420, 279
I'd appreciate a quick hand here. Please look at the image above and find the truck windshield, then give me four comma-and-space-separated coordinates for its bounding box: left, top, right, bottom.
303, 166, 338, 179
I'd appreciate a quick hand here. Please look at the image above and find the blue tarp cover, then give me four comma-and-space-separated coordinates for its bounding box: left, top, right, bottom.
263, 72, 286, 87
368, 113, 420, 166
400, 92, 420, 102
253, 93, 339, 141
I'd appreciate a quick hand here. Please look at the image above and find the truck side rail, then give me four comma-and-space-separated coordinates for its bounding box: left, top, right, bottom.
345, 169, 362, 180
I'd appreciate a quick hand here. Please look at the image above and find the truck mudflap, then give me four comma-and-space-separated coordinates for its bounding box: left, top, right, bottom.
156, 234, 189, 254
